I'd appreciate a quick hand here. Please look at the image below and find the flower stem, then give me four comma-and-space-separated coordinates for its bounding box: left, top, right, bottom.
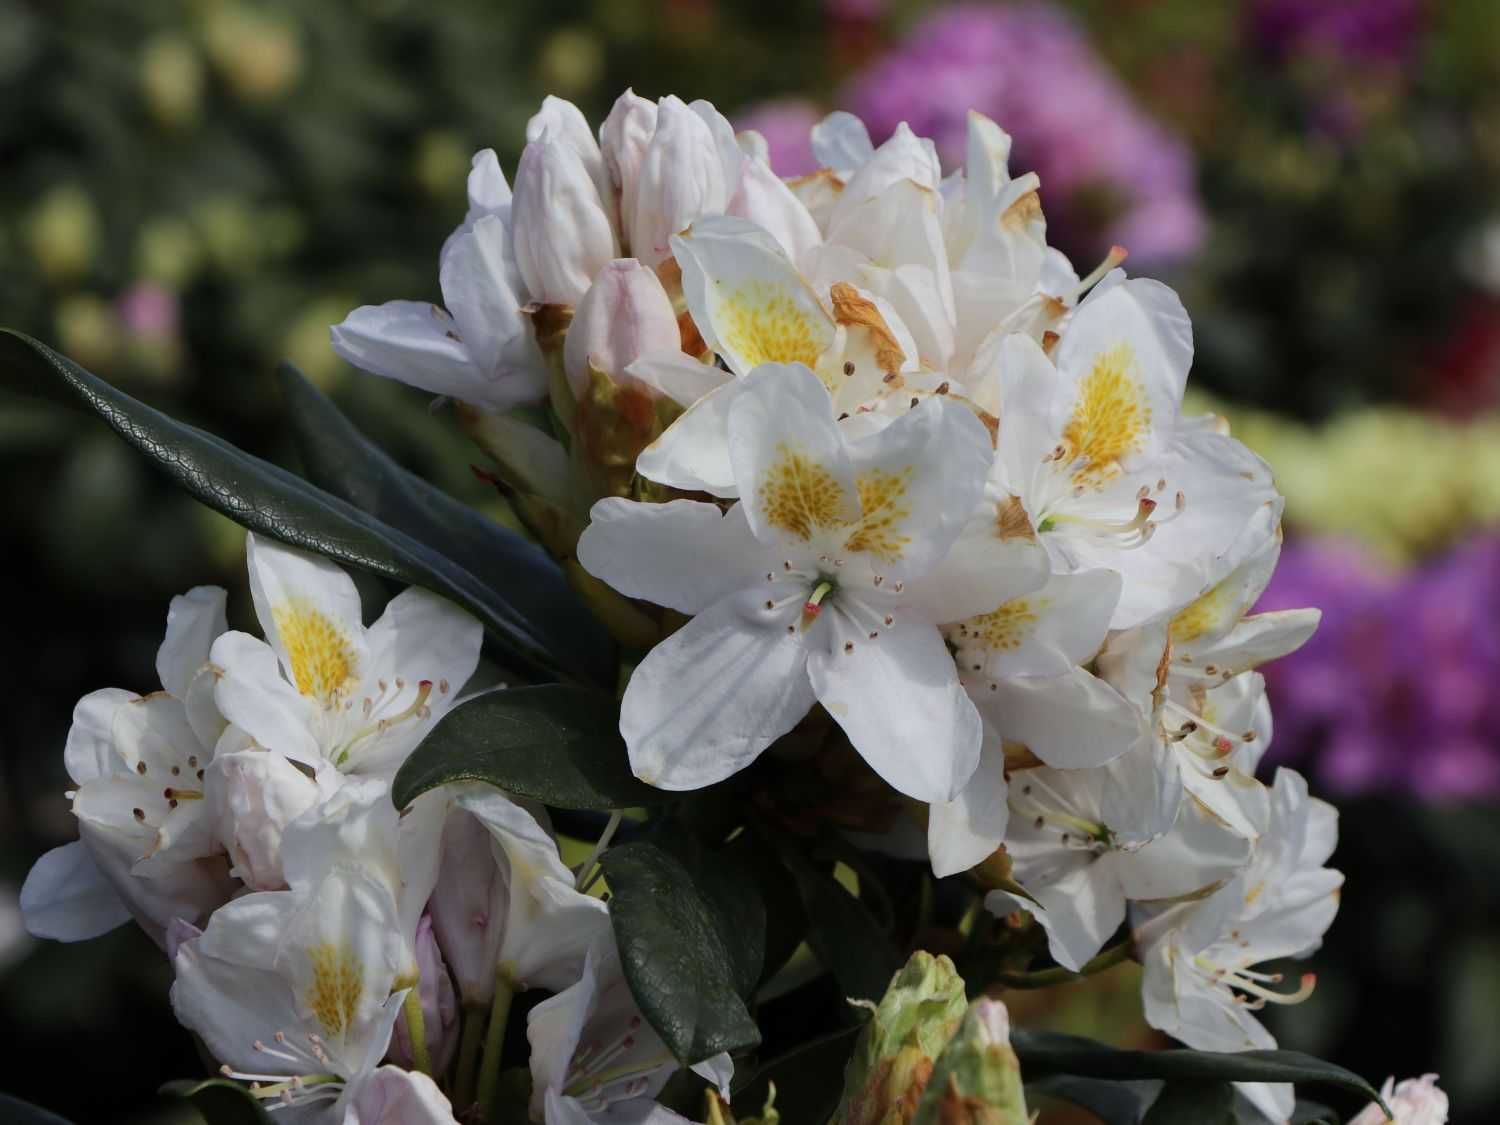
991, 940, 1133, 989
575, 809, 624, 891
475, 967, 516, 1118
402, 986, 433, 1076
453, 1002, 487, 1113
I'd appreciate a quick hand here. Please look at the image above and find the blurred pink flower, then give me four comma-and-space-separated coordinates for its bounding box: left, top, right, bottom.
117, 282, 180, 340
734, 99, 821, 178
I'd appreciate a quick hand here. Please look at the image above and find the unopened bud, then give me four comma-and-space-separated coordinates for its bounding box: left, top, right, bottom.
564, 259, 679, 397
527, 95, 614, 216
512, 132, 618, 306
912, 998, 1028, 1125
629, 97, 732, 268
837, 951, 968, 1125
601, 89, 659, 252
389, 914, 461, 1075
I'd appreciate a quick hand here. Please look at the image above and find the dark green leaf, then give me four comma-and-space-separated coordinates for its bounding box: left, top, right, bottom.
1012, 1030, 1384, 1108
600, 841, 762, 1065
651, 829, 767, 999
1026, 1076, 1157, 1125
0, 1093, 74, 1125
731, 1023, 863, 1125
731, 831, 808, 987
0, 331, 600, 686
1290, 1100, 1341, 1124
782, 847, 900, 1005
275, 364, 614, 688
1144, 1080, 1235, 1125
159, 1079, 273, 1124
392, 685, 665, 810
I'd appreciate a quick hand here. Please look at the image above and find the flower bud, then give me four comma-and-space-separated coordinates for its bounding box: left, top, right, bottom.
600, 89, 658, 247
911, 998, 1028, 1125
512, 132, 618, 306
1349, 1075, 1448, 1125
629, 96, 731, 267
427, 807, 502, 1006
208, 747, 328, 891
837, 951, 969, 1125
563, 259, 679, 397
389, 913, 460, 1075
527, 95, 613, 221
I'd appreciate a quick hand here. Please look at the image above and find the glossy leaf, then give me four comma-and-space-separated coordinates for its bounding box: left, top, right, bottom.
1144, 1080, 1235, 1125
731, 1023, 864, 1125
1012, 1030, 1384, 1109
1026, 1076, 1158, 1125
651, 828, 767, 999
599, 841, 762, 1065
159, 1079, 273, 1124
0, 1094, 74, 1125
391, 685, 665, 811
275, 364, 613, 687
782, 847, 900, 1005
0, 331, 600, 686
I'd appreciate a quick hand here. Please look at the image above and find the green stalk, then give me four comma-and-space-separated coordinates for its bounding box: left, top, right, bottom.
475, 967, 517, 1119
991, 940, 1133, 989
452, 1002, 487, 1113
401, 986, 433, 1076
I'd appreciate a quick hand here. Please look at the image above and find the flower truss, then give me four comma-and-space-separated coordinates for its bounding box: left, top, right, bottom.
10, 89, 1425, 1125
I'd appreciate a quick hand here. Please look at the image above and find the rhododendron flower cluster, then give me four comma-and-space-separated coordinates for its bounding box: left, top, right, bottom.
11, 87, 1391, 1125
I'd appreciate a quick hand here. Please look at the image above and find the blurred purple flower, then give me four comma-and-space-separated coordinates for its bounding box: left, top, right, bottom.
117, 282, 180, 340
1250, 0, 1427, 66
735, 99, 821, 178
1258, 536, 1500, 800
844, 2, 1205, 266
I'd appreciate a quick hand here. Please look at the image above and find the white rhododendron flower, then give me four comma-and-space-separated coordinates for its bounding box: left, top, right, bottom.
210, 532, 482, 780
20, 586, 235, 946
580, 362, 1003, 802
527, 931, 732, 1125
1133, 769, 1342, 1122
1349, 1075, 1449, 1125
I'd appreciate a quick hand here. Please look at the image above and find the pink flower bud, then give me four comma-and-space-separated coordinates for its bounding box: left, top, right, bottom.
629, 96, 732, 267
600, 89, 658, 244
388, 913, 460, 1075
564, 259, 679, 396
526, 95, 612, 216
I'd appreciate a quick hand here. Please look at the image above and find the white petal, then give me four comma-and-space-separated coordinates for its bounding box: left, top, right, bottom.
331, 300, 488, 403
635, 378, 744, 496
1193, 610, 1321, 679
671, 216, 833, 376
989, 861, 1124, 973
578, 498, 765, 615
439, 213, 538, 386
156, 586, 227, 699
952, 569, 1122, 681
900, 502, 1050, 626
928, 741, 1009, 878
63, 687, 138, 785
624, 349, 733, 408
729, 157, 822, 263
346, 1066, 460, 1125
245, 533, 368, 706
209, 630, 320, 764
1114, 799, 1253, 902
841, 395, 993, 580
512, 135, 619, 306
621, 590, 814, 790
726, 363, 859, 546
19, 842, 130, 941
810, 614, 980, 803
835, 122, 941, 212
526, 95, 613, 211
465, 149, 512, 218
975, 667, 1146, 770
631, 97, 731, 267
809, 111, 874, 175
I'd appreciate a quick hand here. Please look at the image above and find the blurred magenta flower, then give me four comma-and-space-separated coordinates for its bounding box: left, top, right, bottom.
1258, 536, 1500, 799
1250, 0, 1427, 66
734, 99, 822, 177
117, 281, 180, 340
844, 2, 1204, 266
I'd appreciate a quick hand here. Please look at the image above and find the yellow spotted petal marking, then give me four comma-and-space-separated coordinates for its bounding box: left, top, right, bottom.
844, 467, 915, 562
970, 598, 1046, 652
273, 602, 358, 704
1062, 342, 1150, 485
305, 942, 362, 1038
1170, 579, 1237, 644
761, 445, 847, 540
717, 281, 825, 369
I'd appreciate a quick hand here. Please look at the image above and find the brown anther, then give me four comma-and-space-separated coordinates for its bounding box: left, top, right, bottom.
843, 361, 855, 376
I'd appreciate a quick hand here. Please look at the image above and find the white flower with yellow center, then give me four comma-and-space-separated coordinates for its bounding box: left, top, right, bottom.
170, 859, 412, 1118
986, 273, 1279, 629
1098, 508, 1321, 837
209, 533, 483, 780
579, 362, 1006, 802
1132, 768, 1342, 1124
983, 741, 1251, 973
20, 586, 234, 947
